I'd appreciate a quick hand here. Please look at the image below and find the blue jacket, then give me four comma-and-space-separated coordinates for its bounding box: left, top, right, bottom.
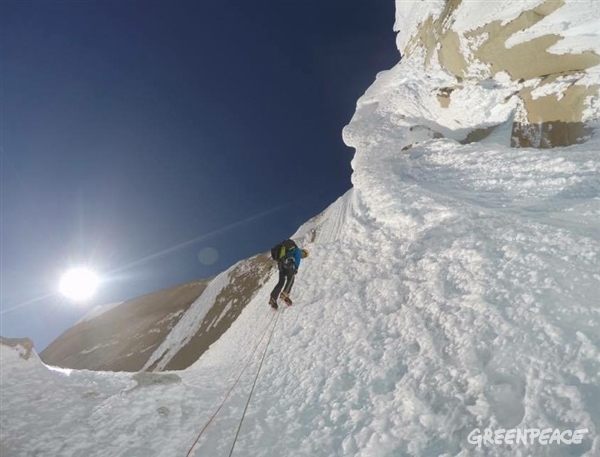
284, 247, 302, 269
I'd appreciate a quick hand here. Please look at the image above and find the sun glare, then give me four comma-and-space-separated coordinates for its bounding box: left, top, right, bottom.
59, 267, 100, 301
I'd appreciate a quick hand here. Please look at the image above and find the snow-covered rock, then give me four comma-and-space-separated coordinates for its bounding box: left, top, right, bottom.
41, 253, 274, 373
3, 1, 600, 456
0, 336, 36, 362
394, 0, 600, 148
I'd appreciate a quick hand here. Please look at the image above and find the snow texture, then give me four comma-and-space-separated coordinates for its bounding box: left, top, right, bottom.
3, 2, 600, 456
452, 0, 547, 33
504, 0, 600, 56
393, 0, 444, 55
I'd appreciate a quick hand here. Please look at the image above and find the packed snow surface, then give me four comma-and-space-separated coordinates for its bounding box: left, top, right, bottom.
3, 2, 600, 456
3, 54, 600, 456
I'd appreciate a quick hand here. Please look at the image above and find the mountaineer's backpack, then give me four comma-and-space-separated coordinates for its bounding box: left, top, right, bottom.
270, 239, 297, 261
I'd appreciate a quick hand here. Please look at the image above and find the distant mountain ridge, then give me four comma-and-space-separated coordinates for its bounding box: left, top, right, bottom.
40, 279, 210, 371
3, 1, 600, 454
40, 253, 275, 372
39, 230, 319, 373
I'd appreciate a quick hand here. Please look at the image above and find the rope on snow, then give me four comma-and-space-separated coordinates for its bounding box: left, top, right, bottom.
185, 310, 277, 457
227, 308, 282, 457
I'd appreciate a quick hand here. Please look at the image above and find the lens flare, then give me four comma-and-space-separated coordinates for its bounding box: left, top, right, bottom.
59, 268, 99, 301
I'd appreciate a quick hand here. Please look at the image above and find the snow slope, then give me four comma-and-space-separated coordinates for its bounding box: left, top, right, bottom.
3, 2, 600, 456
3, 123, 599, 456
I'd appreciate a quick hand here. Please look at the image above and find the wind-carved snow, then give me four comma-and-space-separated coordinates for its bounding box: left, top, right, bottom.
2, 2, 600, 456
451, 0, 547, 33
504, 0, 600, 55
393, 1, 445, 54
339, 49, 600, 456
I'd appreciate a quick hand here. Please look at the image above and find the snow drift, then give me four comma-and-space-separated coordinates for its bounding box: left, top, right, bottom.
2, 1, 600, 456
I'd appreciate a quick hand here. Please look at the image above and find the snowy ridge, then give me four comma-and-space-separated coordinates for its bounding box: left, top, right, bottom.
393, 1, 443, 55
3, 1, 600, 456
2, 124, 600, 455
291, 189, 354, 245
141, 268, 232, 371
75, 302, 124, 324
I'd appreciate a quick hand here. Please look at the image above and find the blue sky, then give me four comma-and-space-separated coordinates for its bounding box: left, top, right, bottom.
1, 0, 399, 350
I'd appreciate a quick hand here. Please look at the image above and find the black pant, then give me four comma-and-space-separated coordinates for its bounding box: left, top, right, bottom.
270, 259, 295, 301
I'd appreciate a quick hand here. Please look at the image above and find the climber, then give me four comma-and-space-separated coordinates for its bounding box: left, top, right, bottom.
268, 239, 309, 309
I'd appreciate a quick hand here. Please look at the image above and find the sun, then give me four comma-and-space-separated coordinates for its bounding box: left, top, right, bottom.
59, 267, 100, 301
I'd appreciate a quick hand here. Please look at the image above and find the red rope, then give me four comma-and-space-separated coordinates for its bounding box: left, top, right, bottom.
184, 312, 277, 457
